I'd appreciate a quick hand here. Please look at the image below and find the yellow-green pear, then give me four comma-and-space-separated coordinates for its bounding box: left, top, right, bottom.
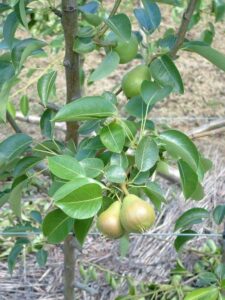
122, 65, 151, 98
120, 194, 155, 233
97, 201, 124, 239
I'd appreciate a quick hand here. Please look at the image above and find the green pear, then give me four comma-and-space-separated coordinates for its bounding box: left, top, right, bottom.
97, 201, 124, 239
120, 194, 155, 233
114, 33, 138, 64
122, 65, 151, 98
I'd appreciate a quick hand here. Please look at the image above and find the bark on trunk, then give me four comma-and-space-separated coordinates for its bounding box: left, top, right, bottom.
61, 1, 81, 299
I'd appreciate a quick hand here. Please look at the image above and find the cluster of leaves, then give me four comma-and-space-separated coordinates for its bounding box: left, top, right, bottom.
0, 0, 225, 275
77, 239, 225, 299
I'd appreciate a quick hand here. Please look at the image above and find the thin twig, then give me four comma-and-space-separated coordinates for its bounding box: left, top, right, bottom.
188, 118, 225, 136
170, 0, 198, 58
6, 111, 22, 133
39, 101, 61, 112
74, 282, 98, 296
50, 6, 62, 18
190, 127, 225, 139
97, 0, 122, 38
15, 112, 66, 132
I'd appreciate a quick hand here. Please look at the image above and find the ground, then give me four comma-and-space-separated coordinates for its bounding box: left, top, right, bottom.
0, 2, 225, 299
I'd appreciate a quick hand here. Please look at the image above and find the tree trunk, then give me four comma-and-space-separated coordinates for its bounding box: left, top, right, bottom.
61, 0, 81, 299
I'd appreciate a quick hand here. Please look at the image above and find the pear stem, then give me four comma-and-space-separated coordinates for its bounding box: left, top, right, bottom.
120, 183, 129, 196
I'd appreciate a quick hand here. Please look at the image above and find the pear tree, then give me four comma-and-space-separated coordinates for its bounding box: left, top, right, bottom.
0, 0, 225, 299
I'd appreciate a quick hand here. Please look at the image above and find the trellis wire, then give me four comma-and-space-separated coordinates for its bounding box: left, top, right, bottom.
150, 117, 224, 121
0, 231, 223, 238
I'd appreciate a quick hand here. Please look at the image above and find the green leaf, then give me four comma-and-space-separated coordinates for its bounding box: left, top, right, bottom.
74, 218, 93, 245
8, 243, 24, 275
82, 11, 102, 26
135, 136, 159, 172
0, 3, 11, 13
160, 129, 199, 170
73, 37, 96, 54
34, 140, 63, 158
100, 122, 125, 153
12, 38, 46, 73
78, 120, 100, 135
7, 101, 16, 118
30, 210, 42, 224
213, 205, 225, 225
215, 264, 225, 280
175, 208, 209, 231
89, 51, 120, 82
48, 155, 85, 180
105, 13, 131, 41
141, 80, 172, 107
3, 12, 19, 48
125, 96, 148, 118
53, 178, 94, 201
15, 0, 28, 30
213, 0, 225, 22
37, 71, 57, 106
197, 156, 213, 182
174, 229, 197, 252
130, 169, 150, 185
80, 158, 104, 178
119, 234, 129, 257
183, 41, 225, 72
42, 208, 74, 244
150, 55, 184, 93
144, 181, 166, 210
53, 96, 117, 122
56, 183, 102, 219
40, 109, 56, 139
121, 120, 138, 141
9, 177, 27, 218
76, 136, 104, 160
184, 287, 219, 300
191, 182, 205, 201
0, 133, 32, 168
0, 193, 10, 209
198, 272, 218, 286
178, 159, 198, 200
201, 24, 215, 45
105, 165, 126, 183
13, 156, 42, 177
134, 1, 161, 33
0, 61, 15, 90
36, 249, 48, 267
110, 152, 129, 169
20, 95, 29, 116
0, 77, 18, 122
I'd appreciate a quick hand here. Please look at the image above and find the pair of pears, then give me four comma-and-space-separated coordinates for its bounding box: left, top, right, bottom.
97, 194, 155, 239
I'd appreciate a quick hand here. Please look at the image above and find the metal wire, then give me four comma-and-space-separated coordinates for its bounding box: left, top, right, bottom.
0, 231, 223, 238
150, 117, 224, 121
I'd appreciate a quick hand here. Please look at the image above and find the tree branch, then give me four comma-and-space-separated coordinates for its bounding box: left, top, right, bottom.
74, 282, 98, 296
170, 0, 198, 58
190, 127, 225, 139
50, 6, 62, 18
6, 111, 22, 133
187, 118, 225, 137
16, 112, 66, 132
